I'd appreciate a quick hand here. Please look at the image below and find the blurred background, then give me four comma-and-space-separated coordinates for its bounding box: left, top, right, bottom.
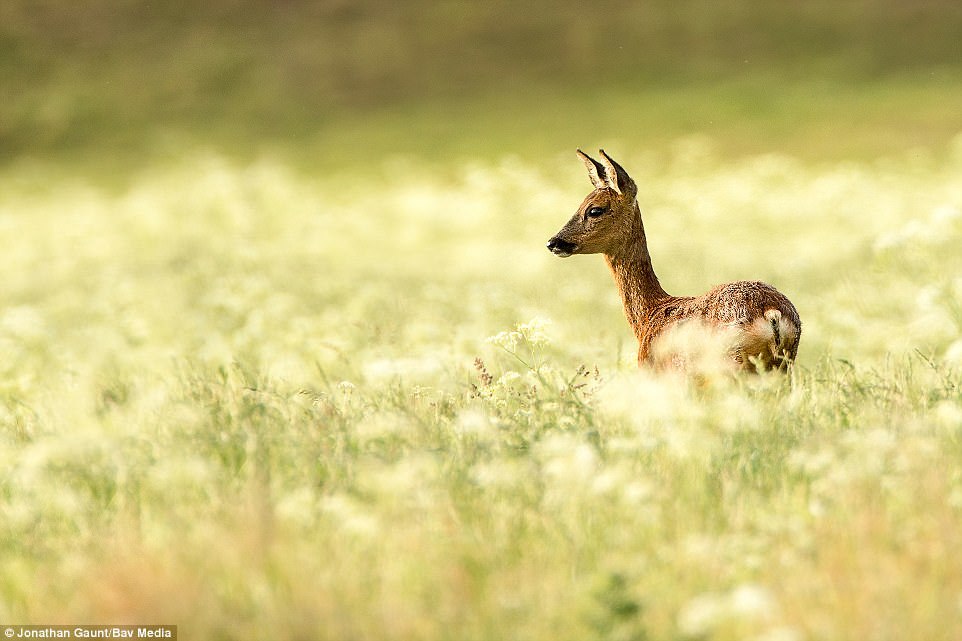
3, 0, 961, 175
3, 3, 962, 634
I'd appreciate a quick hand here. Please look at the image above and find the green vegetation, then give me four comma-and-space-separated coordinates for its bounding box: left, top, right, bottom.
3, 143, 962, 638
3, 0, 962, 169
2, 1, 962, 638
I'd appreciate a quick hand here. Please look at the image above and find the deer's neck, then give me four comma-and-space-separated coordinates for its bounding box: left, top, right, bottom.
604, 204, 669, 339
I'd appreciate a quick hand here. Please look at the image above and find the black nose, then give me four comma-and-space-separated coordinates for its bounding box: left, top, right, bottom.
547, 237, 577, 255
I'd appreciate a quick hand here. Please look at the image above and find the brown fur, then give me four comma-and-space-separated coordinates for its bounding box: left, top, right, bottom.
548, 149, 801, 372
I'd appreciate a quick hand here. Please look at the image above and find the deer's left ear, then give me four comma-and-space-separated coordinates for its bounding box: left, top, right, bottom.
577, 149, 609, 190
599, 150, 637, 198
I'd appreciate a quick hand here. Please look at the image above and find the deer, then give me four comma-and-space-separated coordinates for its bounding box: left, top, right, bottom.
547, 149, 801, 372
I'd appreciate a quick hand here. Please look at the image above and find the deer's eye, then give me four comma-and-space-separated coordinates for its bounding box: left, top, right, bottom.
587, 206, 606, 218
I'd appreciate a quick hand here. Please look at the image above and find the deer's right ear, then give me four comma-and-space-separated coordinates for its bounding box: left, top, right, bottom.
599, 149, 637, 198
577, 149, 608, 190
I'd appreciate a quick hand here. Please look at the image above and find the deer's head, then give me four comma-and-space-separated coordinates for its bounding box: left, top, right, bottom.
547, 149, 640, 258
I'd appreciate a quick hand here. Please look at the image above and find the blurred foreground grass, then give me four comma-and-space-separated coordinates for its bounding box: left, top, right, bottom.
2, 137, 962, 638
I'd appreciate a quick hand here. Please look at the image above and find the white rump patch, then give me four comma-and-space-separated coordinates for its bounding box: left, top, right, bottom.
652, 311, 797, 373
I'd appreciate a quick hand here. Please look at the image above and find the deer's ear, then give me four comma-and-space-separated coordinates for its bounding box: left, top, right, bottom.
576, 149, 608, 190
599, 149, 637, 198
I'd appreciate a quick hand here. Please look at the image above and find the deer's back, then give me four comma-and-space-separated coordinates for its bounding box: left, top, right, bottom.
640, 280, 801, 369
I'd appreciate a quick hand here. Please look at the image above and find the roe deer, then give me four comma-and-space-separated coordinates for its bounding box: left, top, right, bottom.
547, 149, 800, 371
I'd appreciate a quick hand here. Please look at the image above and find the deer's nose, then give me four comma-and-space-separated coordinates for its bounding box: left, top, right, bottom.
547, 236, 577, 256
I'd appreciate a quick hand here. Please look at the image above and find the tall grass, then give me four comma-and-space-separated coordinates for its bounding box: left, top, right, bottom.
1, 138, 962, 638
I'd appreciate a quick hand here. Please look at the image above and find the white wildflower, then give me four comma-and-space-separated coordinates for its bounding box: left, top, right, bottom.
752, 626, 804, 641
454, 409, 495, 438
538, 434, 599, 487
486, 330, 520, 350
516, 317, 553, 347
320, 494, 380, 538
945, 339, 962, 366
362, 355, 441, 383
678, 592, 727, 637
275, 487, 320, 527
0, 306, 47, 340
678, 584, 778, 637
486, 317, 553, 351
934, 400, 962, 429
730, 584, 777, 618
472, 459, 529, 491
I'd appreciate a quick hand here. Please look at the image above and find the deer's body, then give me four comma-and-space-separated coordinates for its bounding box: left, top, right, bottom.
548, 149, 800, 372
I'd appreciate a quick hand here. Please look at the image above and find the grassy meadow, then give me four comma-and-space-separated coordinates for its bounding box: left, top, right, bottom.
3, 138, 962, 639
3, 1, 962, 639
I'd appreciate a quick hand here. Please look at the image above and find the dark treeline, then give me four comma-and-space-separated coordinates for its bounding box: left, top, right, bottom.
3, 0, 961, 157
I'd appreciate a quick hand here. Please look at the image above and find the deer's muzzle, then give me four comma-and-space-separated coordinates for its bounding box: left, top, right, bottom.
546, 236, 578, 257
